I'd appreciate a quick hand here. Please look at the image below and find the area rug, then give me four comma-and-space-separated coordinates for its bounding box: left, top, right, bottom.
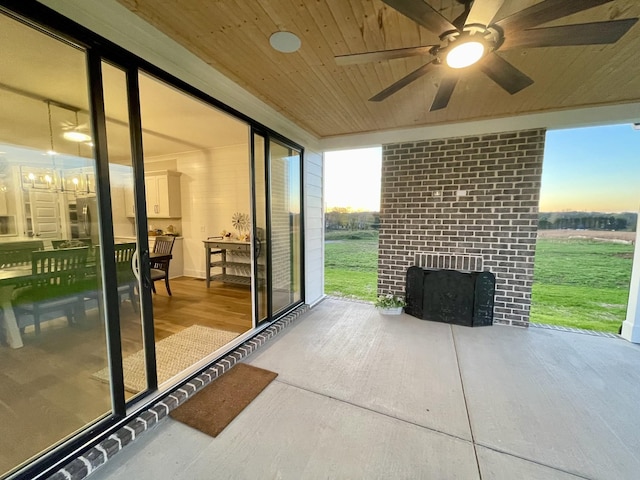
92, 325, 240, 393
170, 363, 278, 437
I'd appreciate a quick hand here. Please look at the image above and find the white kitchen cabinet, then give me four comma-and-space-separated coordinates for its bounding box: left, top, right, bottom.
124, 171, 181, 219
146, 171, 181, 218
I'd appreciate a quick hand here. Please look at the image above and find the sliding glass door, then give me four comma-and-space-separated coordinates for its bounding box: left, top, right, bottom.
0, 4, 304, 478
100, 61, 150, 400
269, 140, 302, 315
251, 132, 303, 322
0, 12, 114, 476
252, 133, 269, 324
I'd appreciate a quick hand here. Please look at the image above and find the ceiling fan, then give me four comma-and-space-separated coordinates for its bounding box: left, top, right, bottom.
335, 0, 638, 111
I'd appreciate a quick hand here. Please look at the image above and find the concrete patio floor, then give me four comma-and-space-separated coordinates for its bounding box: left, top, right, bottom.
88, 297, 640, 479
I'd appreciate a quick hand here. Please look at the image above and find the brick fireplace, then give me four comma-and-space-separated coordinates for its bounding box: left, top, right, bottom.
378, 128, 546, 327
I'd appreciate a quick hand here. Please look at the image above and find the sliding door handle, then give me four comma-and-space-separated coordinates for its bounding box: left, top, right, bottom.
132, 249, 152, 289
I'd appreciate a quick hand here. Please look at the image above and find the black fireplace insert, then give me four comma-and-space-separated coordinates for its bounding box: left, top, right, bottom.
405, 266, 495, 327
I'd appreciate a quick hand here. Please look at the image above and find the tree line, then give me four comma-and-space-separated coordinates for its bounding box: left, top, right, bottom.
325, 208, 638, 232
325, 208, 379, 230
538, 212, 637, 231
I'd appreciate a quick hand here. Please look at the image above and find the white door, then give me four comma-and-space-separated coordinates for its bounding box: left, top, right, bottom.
31, 191, 61, 238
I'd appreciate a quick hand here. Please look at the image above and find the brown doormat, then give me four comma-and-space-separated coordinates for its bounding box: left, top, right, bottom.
170, 363, 278, 437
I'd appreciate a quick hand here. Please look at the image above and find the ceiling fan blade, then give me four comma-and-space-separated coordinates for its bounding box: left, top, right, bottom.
501, 19, 638, 50
369, 61, 438, 102
465, 0, 505, 27
496, 0, 614, 32
335, 46, 435, 66
430, 76, 459, 111
380, 0, 456, 36
480, 53, 533, 94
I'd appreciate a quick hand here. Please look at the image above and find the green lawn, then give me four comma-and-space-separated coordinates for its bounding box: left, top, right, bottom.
324, 230, 378, 301
530, 239, 633, 333
324, 231, 635, 333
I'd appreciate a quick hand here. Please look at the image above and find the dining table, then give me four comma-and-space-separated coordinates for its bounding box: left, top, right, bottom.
0, 265, 35, 348
0, 248, 171, 349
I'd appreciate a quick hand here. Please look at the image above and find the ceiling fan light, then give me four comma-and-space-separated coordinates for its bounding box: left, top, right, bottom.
446, 41, 485, 69
63, 130, 92, 143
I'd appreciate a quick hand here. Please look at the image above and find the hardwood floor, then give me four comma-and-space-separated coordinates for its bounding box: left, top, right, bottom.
150, 277, 252, 341
0, 277, 252, 476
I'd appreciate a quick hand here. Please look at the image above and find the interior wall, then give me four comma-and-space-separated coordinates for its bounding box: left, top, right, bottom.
378, 129, 546, 326
173, 144, 250, 277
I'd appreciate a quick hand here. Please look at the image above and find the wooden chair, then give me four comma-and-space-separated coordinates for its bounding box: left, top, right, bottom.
12, 247, 90, 335
0, 240, 45, 268
114, 242, 139, 311
150, 236, 175, 296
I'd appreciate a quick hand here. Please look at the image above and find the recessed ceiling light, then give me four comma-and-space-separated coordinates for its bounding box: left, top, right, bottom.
269, 31, 301, 53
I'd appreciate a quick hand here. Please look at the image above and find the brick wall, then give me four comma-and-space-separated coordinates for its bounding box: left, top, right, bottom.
378, 128, 546, 326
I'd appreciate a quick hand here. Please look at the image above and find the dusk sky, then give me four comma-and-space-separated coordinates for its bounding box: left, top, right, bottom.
324, 147, 381, 211
325, 124, 640, 214
540, 124, 640, 213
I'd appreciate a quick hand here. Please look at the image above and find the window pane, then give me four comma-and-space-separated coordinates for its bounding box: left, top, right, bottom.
0, 13, 111, 475
253, 134, 268, 323
138, 72, 252, 390
270, 141, 302, 314
102, 61, 146, 400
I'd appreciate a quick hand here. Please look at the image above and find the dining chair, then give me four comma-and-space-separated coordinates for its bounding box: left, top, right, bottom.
12, 246, 90, 335
114, 242, 139, 311
0, 240, 45, 268
150, 236, 175, 296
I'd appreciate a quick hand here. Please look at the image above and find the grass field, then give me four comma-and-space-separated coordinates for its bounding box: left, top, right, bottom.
530, 238, 633, 333
324, 230, 379, 301
324, 229, 636, 333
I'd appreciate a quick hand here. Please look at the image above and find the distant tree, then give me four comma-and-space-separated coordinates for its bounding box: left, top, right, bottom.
615, 218, 628, 231
538, 218, 552, 229
538, 211, 637, 231
326, 207, 382, 231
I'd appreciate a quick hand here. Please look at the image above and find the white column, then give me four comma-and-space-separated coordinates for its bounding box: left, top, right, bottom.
622, 216, 640, 343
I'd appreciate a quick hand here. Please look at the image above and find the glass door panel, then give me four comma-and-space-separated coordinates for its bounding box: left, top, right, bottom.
137, 71, 252, 390
0, 13, 112, 476
101, 61, 146, 399
252, 132, 268, 324
269, 140, 302, 314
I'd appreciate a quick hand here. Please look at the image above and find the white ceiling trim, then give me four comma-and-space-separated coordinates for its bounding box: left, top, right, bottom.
37, 0, 321, 152
320, 101, 640, 151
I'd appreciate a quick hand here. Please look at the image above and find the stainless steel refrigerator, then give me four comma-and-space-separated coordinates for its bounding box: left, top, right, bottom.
74, 195, 100, 245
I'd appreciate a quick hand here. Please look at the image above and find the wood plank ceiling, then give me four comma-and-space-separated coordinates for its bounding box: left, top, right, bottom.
116, 0, 640, 139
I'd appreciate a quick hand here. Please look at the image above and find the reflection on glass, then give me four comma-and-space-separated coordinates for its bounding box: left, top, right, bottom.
102, 61, 146, 399
270, 140, 302, 314
138, 71, 252, 390
0, 13, 111, 476
253, 134, 268, 324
